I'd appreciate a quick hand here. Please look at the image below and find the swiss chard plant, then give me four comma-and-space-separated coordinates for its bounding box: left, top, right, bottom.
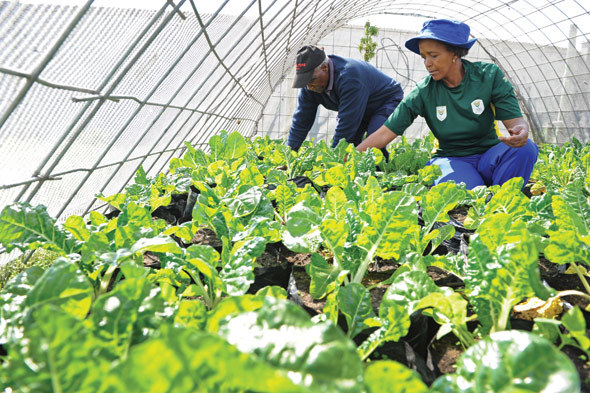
543, 182, 590, 293
430, 330, 580, 393
463, 213, 553, 335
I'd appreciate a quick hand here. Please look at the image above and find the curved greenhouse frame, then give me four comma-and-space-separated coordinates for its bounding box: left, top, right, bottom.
1, 1, 589, 225
1, 2, 590, 392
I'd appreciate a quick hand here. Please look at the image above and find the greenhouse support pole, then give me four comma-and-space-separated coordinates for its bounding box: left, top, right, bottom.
553, 23, 579, 143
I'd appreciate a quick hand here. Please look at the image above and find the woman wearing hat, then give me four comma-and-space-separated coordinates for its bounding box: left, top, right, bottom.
356, 19, 538, 190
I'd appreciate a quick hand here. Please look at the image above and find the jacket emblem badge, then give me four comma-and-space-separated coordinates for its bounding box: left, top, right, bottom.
436, 106, 447, 121
471, 99, 485, 115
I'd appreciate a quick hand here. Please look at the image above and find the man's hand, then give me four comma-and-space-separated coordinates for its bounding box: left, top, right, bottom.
499, 118, 529, 148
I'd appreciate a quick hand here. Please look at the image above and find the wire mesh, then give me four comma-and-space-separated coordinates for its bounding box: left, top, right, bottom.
1, 0, 590, 264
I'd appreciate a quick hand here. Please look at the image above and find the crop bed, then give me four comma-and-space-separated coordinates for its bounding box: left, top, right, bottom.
1, 132, 589, 392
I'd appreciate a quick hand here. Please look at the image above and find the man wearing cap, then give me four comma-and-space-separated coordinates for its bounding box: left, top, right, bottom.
287, 45, 404, 155
357, 19, 538, 190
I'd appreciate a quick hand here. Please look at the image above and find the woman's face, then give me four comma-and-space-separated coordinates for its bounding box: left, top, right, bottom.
418, 39, 456, 81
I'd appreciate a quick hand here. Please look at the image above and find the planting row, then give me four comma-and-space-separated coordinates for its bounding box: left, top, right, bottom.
1, 132, 589, 392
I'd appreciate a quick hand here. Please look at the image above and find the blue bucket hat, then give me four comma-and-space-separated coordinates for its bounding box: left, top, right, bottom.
405, 19, 477, 55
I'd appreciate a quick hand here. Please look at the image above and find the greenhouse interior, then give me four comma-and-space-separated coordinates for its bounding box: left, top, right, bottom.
1, 0, 590, 391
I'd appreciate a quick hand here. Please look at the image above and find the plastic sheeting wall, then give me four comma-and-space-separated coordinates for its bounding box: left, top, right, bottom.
1, 0, 589, 262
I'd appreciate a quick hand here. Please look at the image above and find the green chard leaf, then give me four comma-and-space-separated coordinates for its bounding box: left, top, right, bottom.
305, 252, 347, 299
0, 202, 78, 254
416, 288, 475, 348
1, 305, 108, 393
223, 131, 248, 161
561, 306, 590, 355
558, 183, 590, 233
544, 230, 590, 265
484, 177, 531, 219
337, 283, 376, 338
357, 303, 411, 361
364, 361, 428, 393
90, 277, 157, 358
220, 236, 266, 295
282, 200, 323, 253
273, 183, 297, 221
380, 270, 441, 316
320, 218, 348, 265
103, 325, 302, 393
421, 182, 466, 230
227, 185, 263, 217
25, 258, 94, 320
465, 217, 552, 334
352, 191, 417, 282
211, 296, 363, 393
174, 299, 208, 330
0, 266, 45, 345
324, 186, 349, 220
430, 330, 580, 393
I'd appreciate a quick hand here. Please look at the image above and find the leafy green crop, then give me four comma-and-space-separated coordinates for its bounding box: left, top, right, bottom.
1, 133, 587, 393
430, 330, 580, 393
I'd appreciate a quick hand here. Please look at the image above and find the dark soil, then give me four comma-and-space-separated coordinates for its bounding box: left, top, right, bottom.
143, 251, 161, 269
429, 333, 463, 374
192, 227, 223, 250
290, 267, 325, 315
539, 256, 590, 308
448, 206, 469, 224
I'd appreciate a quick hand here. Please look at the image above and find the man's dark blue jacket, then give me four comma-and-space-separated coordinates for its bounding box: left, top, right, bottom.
287, 55, 404, 150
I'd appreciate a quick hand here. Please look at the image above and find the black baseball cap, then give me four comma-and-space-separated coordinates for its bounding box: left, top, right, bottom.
292, 45, 326, 88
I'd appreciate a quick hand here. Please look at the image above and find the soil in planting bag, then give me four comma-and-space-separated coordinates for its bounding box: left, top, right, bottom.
289, 176, 331, 197
143, 251, 161, 269
433, 217, 473, 255
290, 175, 315, 188
508, 318, 534, 332
104, 205, 121, 219
522, 180, 535, 198
248, 263, 293, 294
286, 270, 321, 317
352, 313, 441, 386
179, 185, 199, 224
417, 207, 473, 255
404, 311, 441, 361
429, 330, 580, 393
369, 339, 440, 386
152, 193, 188, 225
247, 243, 293, 294
459, 232, 470, 256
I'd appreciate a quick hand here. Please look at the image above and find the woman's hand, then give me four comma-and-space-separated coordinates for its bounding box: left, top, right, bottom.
499, 117, 529, 148
357, 124, 398, 152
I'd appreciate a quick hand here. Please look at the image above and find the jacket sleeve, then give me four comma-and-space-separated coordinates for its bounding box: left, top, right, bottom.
287, 90, 319, 150
331, 80, 368, 147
